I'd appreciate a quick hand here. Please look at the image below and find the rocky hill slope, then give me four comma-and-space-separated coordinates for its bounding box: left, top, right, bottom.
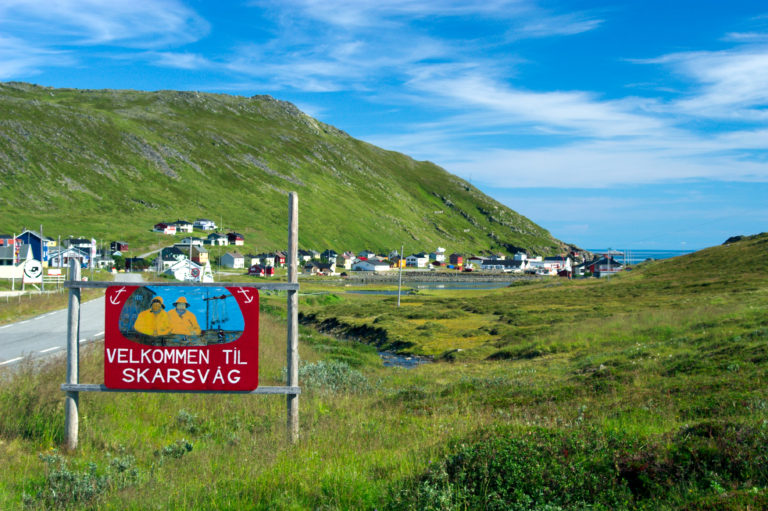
0, 82, 571, 255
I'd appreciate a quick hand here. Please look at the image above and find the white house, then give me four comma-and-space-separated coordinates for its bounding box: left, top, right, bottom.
543, 256, 572, 273
48, 246, 89, 269
352, 260, 390, 272
164, 259, 213, 282
430, 247, 446, 262
0, 243, 32, 280
177, 237, 205, 247
173, 220, 194, 233
221, 252, 245, 269
154, 223, 177, 235
466, 255, 485, 268
206, 233, 228, 246
481, 259, 526, 273
194, 219, 217, 231
406, 253, 429, 268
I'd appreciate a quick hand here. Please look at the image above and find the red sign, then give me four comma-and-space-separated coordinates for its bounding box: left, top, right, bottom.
104, 285, 259, 391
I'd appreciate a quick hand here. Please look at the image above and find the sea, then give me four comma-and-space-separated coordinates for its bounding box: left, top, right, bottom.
586, 249, 696, 266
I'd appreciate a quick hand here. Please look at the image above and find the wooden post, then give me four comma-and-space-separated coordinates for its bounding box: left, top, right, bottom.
65, 259, 81, 450
286, 192, 299, 443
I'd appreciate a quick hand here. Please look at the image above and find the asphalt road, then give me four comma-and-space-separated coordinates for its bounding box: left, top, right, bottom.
0, 272, 145, 366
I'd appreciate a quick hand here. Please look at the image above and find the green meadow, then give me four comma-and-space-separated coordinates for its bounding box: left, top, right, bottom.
1, 234, 767, 510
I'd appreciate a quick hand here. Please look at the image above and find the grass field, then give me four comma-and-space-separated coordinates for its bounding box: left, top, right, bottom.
0, 234, 766, 509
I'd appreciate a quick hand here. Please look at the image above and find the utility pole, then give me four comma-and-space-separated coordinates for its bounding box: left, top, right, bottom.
11, 232, 16, 291
40, 224, 45, 292
397, 244, 404, 307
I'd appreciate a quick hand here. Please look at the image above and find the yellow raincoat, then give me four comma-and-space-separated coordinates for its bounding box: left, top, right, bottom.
168, 309, 202, 336
133, 309, 171, 336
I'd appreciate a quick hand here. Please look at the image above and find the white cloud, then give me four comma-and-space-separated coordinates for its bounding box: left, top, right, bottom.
149, 52, 212, 70
640, 46, 768, 119
0, 35, 73, 79
0, 0, 208, 49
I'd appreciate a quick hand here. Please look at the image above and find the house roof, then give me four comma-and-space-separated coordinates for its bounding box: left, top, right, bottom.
207, 232, 227, 239
174, 220, 192, 225
224, 252, 244, 259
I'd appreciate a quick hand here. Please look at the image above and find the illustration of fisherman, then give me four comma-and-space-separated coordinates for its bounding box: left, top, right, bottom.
133, 296, 171, 336
168, 296, 202, 336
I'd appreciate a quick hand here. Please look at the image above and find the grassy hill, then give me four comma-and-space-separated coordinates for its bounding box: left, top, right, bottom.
0, 82, 567, 257
1, 234, 766, 509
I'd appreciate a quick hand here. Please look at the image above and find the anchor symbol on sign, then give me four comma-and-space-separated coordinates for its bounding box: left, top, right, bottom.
237, 288, 254, 304
109, 286, 127, 305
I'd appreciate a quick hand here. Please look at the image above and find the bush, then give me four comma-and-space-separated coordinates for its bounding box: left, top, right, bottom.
389, 422, 768, 510
293, 360, 370, 393
24, 450, 139, 509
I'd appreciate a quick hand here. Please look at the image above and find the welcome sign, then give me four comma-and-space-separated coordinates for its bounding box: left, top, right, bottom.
104, 285, 259, 391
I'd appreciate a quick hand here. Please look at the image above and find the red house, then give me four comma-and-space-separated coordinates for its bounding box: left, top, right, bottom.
449, 253, 464, 267
273, 251, 286, 266
153, 223, 177, 235
248, 265, 275, 277
227, 232, 245, 246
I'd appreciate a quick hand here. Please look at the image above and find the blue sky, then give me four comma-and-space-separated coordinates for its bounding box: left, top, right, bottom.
2, 1, 767, 250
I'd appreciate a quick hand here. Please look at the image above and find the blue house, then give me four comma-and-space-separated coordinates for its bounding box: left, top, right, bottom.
17, 230, 53, 264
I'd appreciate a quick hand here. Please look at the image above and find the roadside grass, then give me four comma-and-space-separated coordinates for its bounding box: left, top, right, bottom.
0, 235, 766, 509
0, 289, 107, 326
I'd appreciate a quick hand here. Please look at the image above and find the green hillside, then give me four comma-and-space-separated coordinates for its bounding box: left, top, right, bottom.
0, 82, 568, 256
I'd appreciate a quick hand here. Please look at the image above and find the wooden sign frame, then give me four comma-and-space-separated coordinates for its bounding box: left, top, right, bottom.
61, 193, 301, 448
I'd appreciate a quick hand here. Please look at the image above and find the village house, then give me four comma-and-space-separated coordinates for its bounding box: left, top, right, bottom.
465, 255, 484, 268
251, 253, 276, 267
64, 238, 92, 250
18, 230, 55, 264
406, 252, 430, 268
177, 237, 205, 246
0, 234, 14, 246
0, 243, 32, 279
357, 249, 377, 260
248, 264, 275, 277
227, 232, 245, 246
298, 249, 314, 262
321, 249, 338, 262
155, 246, 187, 271
173, 220, 194, 233
164, 259, 213, 282
578, 255, 623, 278
390, 255, 406, 269
336, 253, 354, 270
481, 259, 526, 273
352, 259, 390, 272
206, 233, 228, 246
48, 246, 89, 269
304, 261, 336, 275
449, 253, 464, 267
544, 256, 572, 273
189, 245, 209, 265
430, 247, 447, 262
153, 223, 177, 235
193, 219, 217, 231
221, 252, 245, 269
92, 253, 115, 269
110, 241, 129, 252
273, 251, 287, 267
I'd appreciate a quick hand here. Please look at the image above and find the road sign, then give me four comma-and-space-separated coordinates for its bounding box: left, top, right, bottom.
23, 259, 43, 283
104, 285, 259, 391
